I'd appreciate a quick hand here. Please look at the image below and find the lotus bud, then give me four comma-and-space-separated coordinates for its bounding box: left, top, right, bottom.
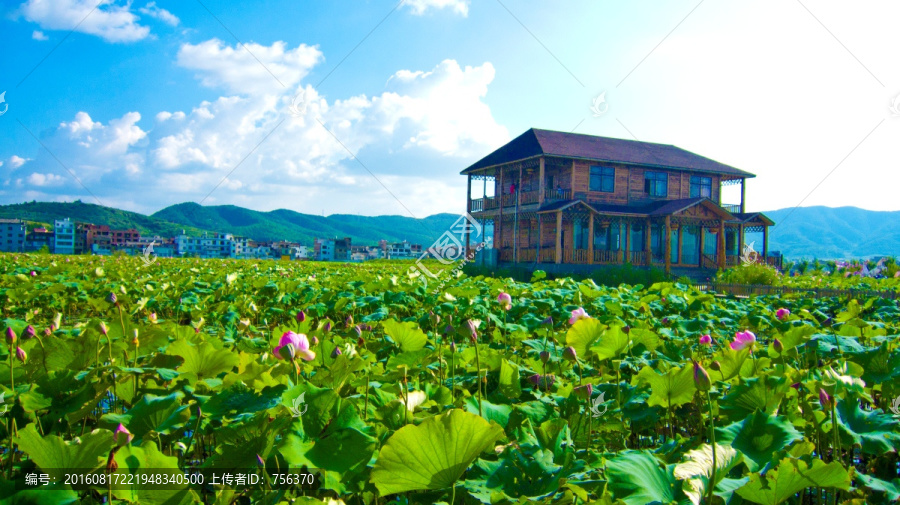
239, 319, 250, 327
296, 310, 306, 323
345, 315, 353, 328
819, 388, 832, 408
357, 336, 365, 347
662, 317, 669, 325
449, 341, 457, 352
324, 322, 332, 332
311, 336, 319, 346
30, 270, 36, 277
148, 312, 157, 324
331, 347, 342, 358
529, 374, 541, 386
5, 327, 16, 346
542, 316, 553, 326
279, 343, 296, 361
44, 327, 51, 336
773, 338, 784, 354
53, 313, 62, 330
99, 322, 109, 335
132, 329, 139, 346
539, 350, 550, 363
256, 454, 266, 467
107, 292, 117, 304
699, 334, 712, 345
710, 360, 721, 371
354, 325, 362, 339
776, 308, 790, 320
429, 312, 440, 327
562, 346, 578, 362
174, 442, 187, 453
692, 360, 711, 392
443, 324, 453, 335
574, 383, 593, 400
15, 347, 27, 364
497, 291, 512, 310
622, 325, 631, 334
114, 423, 133, 445
22, 325, 35, 340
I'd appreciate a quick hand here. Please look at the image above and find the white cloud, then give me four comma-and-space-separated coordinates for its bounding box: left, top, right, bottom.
138, 2, 178, 26
176, 39, 323, 95
19, 0, 150, 43
31, 30, 47, 40
404, 0, 469, 16
5, 44, 505, 216
9, 156, 28, 169
27, 173, 64, 186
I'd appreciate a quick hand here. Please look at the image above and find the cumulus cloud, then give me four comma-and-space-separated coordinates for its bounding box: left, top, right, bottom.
32, 30, 47, 40
19, 0, 150, 43
27, 173, 64, 186
138, 2, 178, 26
4, 40, 507, 216
404, 0, 469, 16
9, 156, 29, 169
176, 39, 323, 95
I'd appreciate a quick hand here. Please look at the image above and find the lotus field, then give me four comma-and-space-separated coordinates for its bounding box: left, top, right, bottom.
2, 254, 900, 505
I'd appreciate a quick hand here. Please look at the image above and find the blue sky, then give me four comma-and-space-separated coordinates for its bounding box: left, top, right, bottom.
1, 0, 899, 218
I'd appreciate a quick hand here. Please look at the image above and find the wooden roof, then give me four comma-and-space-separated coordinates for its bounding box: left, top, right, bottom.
461, 128, 755, 179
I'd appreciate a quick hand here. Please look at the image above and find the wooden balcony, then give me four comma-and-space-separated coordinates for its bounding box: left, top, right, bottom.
543, 188, 571, 202
722, 203, 742, 214
469, 190, 540, 213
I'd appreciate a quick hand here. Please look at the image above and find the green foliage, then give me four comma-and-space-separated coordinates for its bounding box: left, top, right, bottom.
0, 254, 897, 503
717, 263, 782, 285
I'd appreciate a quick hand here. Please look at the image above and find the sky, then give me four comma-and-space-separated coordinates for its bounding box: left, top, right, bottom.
1, 0, 899, 220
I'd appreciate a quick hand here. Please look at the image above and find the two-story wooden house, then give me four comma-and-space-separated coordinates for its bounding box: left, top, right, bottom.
462, 128, 777, 274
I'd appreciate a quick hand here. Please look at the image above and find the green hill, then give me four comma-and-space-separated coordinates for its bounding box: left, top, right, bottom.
151, 202, 459, 245
0, 201, 209, 238
767, 206, 900, 259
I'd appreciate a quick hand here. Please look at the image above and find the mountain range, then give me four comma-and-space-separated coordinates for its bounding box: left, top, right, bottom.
0, 201, 896, 260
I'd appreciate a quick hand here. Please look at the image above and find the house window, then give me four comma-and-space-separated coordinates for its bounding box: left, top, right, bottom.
690, 176, 712, 198
644, 171, 668, 197
589, 166, 615, 192
574, 220, 589, 249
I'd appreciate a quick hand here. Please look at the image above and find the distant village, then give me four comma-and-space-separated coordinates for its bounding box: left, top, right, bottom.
0, 218, 424, 261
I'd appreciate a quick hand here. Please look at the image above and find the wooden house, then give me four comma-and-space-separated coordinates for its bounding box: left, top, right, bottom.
462, 128, 777, 273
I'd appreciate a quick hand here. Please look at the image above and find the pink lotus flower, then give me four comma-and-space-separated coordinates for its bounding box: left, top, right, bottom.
568, 307, 590, 324
699, 334, 712, 345
819, 388, 832, 408
273, 331, 316, 362
573, 383, 593, 400
776, 308, 790, 320
730, 330, 756, 351
497, 291, 512, 310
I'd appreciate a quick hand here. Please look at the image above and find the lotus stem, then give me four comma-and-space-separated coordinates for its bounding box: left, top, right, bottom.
706, 390, 717, 505
473, 341, 483, 417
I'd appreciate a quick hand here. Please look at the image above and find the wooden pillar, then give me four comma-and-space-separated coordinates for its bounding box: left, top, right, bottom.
763, 226, 768, 261
537, 215, 543, 263
555, 211, 562, 264
538, 157, 545, 205
644, 218, 652, 266
664, 216, 671, 274
624, 221, 631, 264
717, 220, 726, 269
588, 213, 595, 265
618, 220, 625, 263
514, 166, 522, 264
738, 224, 744, 259
570, 160, 576, 196
466, 174, 471, 255
740, 179, 746, 214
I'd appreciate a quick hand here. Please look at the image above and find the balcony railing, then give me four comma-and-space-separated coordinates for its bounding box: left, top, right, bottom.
544, 188, 571, 202
722, 203, 742, 214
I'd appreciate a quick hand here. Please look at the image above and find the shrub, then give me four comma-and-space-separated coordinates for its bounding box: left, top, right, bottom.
716, 263, 781, 285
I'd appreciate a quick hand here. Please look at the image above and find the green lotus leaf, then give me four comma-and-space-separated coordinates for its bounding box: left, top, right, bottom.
735, 457, 850, 505
370, 409, 504, 494
382, 319, 428, 352
716, 410, 804, 472
605, 450, 676, 505
835, 397, 900, 454
564, 318, 606, 359
673, 443, 745, 505
633, 364, 696, 409
113, 442, 197, 505
498, 359, 522, 399
167, 339, 240, 381
14, 424, 114, 474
